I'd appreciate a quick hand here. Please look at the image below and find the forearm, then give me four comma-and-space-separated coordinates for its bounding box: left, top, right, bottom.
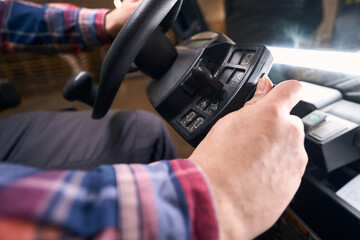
0, 0, 111, 54
0, 160, 218, 239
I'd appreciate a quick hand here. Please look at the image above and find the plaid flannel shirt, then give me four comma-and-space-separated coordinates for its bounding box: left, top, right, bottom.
0, 0, 111, 53
0, 1, 219, 239
0, 160, 218, 239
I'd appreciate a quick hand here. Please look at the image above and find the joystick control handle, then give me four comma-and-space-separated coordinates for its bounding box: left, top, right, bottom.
63, 71, 97, 107
192, 66, 223, 91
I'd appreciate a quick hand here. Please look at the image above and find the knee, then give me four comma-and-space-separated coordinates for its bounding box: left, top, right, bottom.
109, 109, 167, 138
134, 110, 168, 137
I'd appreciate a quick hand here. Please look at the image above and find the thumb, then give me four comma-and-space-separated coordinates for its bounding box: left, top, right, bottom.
245, 78, 273, 106
262, 80, 303, 113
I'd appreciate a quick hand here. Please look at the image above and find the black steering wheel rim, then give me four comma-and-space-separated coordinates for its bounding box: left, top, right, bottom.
92, 0, 182, 119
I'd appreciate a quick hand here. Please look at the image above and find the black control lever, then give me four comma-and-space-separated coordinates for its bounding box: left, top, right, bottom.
62, 71, 97, 107
191, 66, 223, 91
0, 79, 20, 111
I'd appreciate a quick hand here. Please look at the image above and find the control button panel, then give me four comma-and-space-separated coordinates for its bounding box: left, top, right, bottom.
176, 44, 264, 137
306, 113, 357, 143
148, 36, 274, 147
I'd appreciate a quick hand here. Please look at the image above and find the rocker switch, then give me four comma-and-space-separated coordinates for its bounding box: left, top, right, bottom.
187, 117, 205, 133
180, 111, 198, 126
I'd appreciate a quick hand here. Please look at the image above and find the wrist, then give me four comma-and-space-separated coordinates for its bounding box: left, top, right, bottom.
105, 10, 124, 40
189, 152, 252, 240
105, 1, 142, 40
205, 171, 252, 239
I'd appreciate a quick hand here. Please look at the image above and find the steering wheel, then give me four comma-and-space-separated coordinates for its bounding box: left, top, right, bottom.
92, 0, 183, 119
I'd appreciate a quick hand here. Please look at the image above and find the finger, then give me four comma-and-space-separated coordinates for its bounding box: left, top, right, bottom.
289, 115, 308, 173
245, 78, 273, 106
261, 80, 303, 113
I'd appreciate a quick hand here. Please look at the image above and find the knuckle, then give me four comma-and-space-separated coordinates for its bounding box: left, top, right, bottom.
289, 116, 305, 138
265, 105, 282, 118
244, 102, 252, 108
244, 100, 254, 107
291, 123, 304, 138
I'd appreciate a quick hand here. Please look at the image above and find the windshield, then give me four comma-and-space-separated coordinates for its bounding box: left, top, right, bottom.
225, 0, 360, 103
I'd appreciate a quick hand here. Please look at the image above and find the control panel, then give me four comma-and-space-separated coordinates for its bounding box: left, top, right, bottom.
293, 81, 360, 172
147, 32, 273, 146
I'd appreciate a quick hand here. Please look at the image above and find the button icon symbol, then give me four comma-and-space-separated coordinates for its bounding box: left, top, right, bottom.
187, 117, 205, 132
197, 98, 211, 110
241, 52, 254, 65
186, 112, 196, 121
193, 117, 205, 128
206, 100, 219, 114
180, 111, 198, 126
309, 114, 321, 121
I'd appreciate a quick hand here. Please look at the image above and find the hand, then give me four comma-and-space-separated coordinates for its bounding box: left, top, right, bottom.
105, 0, 142, 40
189, 78, 308, 239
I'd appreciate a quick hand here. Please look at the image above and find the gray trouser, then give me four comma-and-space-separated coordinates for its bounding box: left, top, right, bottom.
0, 110, 178, 170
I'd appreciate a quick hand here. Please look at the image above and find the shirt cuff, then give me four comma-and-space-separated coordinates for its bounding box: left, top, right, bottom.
115, 159, 219, 239
168, 159, 219, 240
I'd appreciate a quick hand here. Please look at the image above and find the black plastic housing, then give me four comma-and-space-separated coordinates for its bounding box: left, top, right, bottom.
146, 32, 273, 146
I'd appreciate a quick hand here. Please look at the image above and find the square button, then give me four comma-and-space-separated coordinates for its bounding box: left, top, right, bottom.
302, 110, 327, 132
197, 98, 211, 110
206, 100, 220, 114
219, 68, 234, 84
229, 51, 243, 64
241, 51, 255, 65
186, 117, 205, 133
309, 120, 346, 141
228, 70, 245, 86
180, 111, 198, 126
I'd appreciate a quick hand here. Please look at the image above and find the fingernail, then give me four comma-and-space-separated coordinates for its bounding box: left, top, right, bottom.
256, 78, 267, 93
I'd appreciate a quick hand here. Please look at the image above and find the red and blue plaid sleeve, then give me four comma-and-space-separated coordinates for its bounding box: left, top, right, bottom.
0, 159, 219, 240
0, 0, 111, 53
